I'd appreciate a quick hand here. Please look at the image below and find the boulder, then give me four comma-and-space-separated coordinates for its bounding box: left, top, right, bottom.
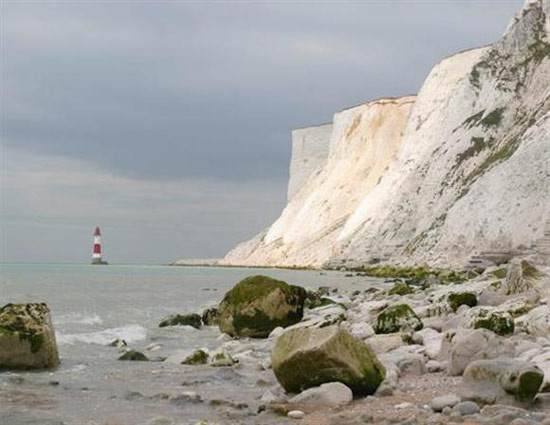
415, 328, 443, 360
218, 275, 306, 338
442, 328, 515, 376
271, 326, 385, 396
201, 308, 219, 326
159, 313, 202, 329
503, 259, 548, 296
182, 349, 209, 365
462, 307, 514, 336
209, 347, 237, 367
373, 304, 423, 334
289, 382, 353, 406
118, 350, 149, 361
448, 292, 477, 312
365, 333, 408, 355
515, 305, 550, 337
460, 359, 543, 407
0, 303, 59, 370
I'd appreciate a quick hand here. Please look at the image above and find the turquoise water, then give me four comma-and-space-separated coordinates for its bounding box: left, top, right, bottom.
0, 263, 356, 425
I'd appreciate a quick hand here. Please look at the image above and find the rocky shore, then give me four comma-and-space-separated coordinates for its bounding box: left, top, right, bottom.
2, 259, 549, 425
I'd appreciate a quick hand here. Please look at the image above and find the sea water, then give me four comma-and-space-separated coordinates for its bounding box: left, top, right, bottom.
0, 263, 368, 425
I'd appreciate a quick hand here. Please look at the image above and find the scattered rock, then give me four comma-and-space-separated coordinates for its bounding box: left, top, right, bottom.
118, 350, 149, 361
271, 326, 385, 396
201, 308, 219, 326
396, 354, 426, 376
182, 349, 209, 365
460, 359, 543, 406
515, 305, 550, 337
287, 410, 305, 419
448, 292, 477, 312
442, 328, 515, 375
289, 382, 353, 406
108, 338, 127, 348
462, 307, 514, 336
373, 304, 423, 334
452, 401, 480, 416
169, 391, 202, 405
217, 275, 306, 338
430, 394, 461, 412
0, 303, 60, 370
209, 347, 237, 367
159, 313, 202, 329
260, 389, 288, 404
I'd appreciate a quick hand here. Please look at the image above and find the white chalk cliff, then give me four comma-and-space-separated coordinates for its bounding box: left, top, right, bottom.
221, 0, 550, 268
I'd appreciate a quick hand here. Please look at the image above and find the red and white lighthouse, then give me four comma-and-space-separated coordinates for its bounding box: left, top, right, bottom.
91, 226, 107, 265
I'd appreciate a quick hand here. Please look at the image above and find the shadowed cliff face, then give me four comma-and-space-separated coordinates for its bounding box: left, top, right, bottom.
221, 0, 550, 268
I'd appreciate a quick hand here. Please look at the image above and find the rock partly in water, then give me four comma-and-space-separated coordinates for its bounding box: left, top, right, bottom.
218, 275, 306, 338
0, 303, 60, 370
209, 347, 237, 367
460, 359, 544, 407
373, 304, 423, 334
271, 326, 385, 396
159, 313, 202, 329
182, 349, 209, 365
289, 382, 353, 406
118, 350, 149, 361
201, 308, 220, 326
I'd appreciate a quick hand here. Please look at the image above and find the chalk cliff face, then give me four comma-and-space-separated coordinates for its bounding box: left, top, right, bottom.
221, 0, 550, 268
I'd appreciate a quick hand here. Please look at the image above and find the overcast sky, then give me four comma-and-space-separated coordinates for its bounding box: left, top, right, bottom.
1, 0, 523, 264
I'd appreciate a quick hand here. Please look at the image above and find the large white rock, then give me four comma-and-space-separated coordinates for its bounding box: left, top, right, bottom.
289, 382, 353, 406
219, 0, 550, 269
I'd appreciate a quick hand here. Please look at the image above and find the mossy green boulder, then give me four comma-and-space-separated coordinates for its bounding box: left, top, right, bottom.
182, 349, 209, 365
373, 304, 423, 334
159, 313, 202, 329
448, 292, 478, 312
271, 326, 385, 396
0, 303, 59, 370
473, 312, 514, 336
218, 275, 306, 338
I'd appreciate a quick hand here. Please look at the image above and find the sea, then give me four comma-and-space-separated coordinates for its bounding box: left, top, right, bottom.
0, 263, 369, 425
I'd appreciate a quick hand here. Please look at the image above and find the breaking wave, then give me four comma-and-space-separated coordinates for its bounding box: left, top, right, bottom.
56, 324, 147, 346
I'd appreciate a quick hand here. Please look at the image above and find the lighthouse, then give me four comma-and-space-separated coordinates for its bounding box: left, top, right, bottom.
91, 226, 107, 265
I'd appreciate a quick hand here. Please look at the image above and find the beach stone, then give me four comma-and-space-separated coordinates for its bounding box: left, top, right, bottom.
159, 313, 202, 329
442, 328, 515, 376
452, 401, 480, 416
271, 326, 385, 396
218, 275, 306, 338
0, 303, 60, 370
260, 389, 287, 404
430, 394, 461, 412
515, 305, 550, 337
349, 322, 375, 339
535, 393, 550, 409
290, 382, 353, 406
209, 347, 236, 367
426, 360, 444, 373
118, 350, 148, 361
365, 333, 408, 355
287, 410, 305, 419
459, 359, 543, 407
201, 308, 219, 326
461, 307, 514, 336
182, 349, 209, 365
396, 354, 426, 376
415, 328, 443, 359
373, 304, 423, 334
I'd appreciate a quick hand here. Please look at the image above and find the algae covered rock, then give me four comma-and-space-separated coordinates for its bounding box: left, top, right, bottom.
182, 349, 209, 365
201, 308, 219, 326
0, 303, 60, 370
460, 359, 543, 406
271, 326, 385, 396
388, 282, 413, 296
463, 307, 514, 336
159, 313, 202, 329
448, 292, 478, 312
373, 304, 423, 334
218, 275, 306, 338
118, 350, 149, 361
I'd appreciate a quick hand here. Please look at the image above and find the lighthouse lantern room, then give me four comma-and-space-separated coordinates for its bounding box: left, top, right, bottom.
92, 226, 108, 265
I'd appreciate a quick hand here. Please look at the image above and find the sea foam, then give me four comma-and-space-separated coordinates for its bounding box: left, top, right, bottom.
56, 324, 147, 346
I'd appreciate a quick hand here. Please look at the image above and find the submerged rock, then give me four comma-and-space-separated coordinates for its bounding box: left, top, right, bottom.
271, 326, 385, 396
460, 359, 544, 406
373, 304, 423, 334
0, 303, 60, 370
118, 350, 149, 361
182, 349, 209, 365
218, 275, 306, 338
159, 313, 202, 329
